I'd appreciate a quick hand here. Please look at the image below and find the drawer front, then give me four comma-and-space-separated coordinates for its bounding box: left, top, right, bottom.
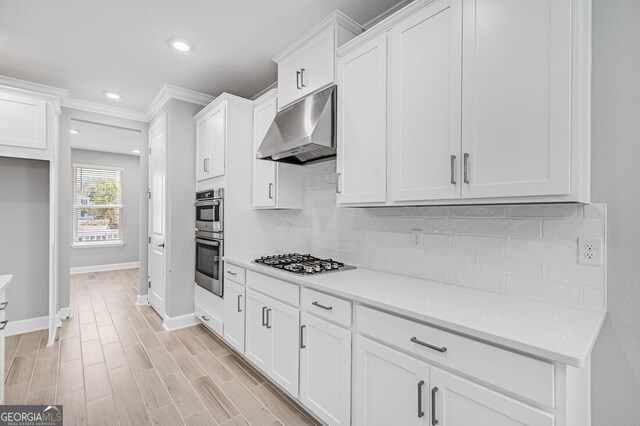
301, 288, 352, 327
0, 288, 5, 323
224, 264, 246, 284
356, 306, 554, 407
195, 303, 223, 336
246, 271, 299, 307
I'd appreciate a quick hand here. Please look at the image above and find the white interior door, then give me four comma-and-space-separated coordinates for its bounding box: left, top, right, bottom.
461, 0, 572, 198
390, 0, 463, 201
148, 114, 167, 317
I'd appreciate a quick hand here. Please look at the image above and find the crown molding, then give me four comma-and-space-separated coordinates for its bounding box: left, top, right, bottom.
273, 10, 365, 63
0, 75, 66, 115
361, 0, 414, 29
146, 84, 215, 121
251, 81, 278, 101
62, 97, 147, 122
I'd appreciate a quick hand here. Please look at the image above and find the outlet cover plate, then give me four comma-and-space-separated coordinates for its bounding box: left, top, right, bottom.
578, 238, 603, 266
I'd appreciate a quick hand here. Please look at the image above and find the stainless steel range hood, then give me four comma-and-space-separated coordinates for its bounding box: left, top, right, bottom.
256, 85, 336, 165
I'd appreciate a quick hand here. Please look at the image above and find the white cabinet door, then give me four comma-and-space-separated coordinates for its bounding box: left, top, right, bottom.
390, 0, 463, 202
208, 103, 226, 178
430, 368, 554, 426
301, 26, 336, 96
0, 92, 46, 150
461, 0, 571, 198
336, 34, 388, 204
195, 116, 211, 182
355, 337, 430, 426
278, 53, 304, 109
253, 95, 278, 208
300, 312, 351, 426
245, 289, 271, 373
223, 280, 245, 354
268, 297, 300, 397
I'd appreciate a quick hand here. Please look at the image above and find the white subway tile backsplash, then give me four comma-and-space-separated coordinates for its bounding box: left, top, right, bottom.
450, 235, 505, 254
263, 165, 605, 311
476, 219, 542, 238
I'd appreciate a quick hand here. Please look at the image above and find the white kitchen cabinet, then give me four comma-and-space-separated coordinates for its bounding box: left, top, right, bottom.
336, 33, 388, 205
335, 0, 590, 205
430, 367, 554, 426
389, 0, 462, 202
460, 0, 572, 199
245, 288, 300, 397
0, 92, 46, 151
300, 312, 351, 426
355, 336, 431, 426
274, 12, 363, 109
195, 102, 226, 181
253, 90, 304, 209
223, 279, 245, 354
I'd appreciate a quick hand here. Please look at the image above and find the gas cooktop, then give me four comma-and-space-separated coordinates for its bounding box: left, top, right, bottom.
253, 253, 356, 275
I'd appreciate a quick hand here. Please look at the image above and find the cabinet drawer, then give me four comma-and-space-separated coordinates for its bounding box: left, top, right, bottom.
246, 271, 299, 307
224, 264, 246, 284
301, 288, 352, 327
356, 305, 554, 407
195, 303, 223, 336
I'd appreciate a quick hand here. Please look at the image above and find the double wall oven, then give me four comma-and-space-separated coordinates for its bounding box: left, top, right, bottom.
195, 189, 224, 297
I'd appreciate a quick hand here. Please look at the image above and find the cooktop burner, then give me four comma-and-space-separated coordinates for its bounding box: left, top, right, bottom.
254, 253, 356, 275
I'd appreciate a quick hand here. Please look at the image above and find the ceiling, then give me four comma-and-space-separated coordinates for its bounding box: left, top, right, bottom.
0, 0, 406, 112
70, 120, 141, 156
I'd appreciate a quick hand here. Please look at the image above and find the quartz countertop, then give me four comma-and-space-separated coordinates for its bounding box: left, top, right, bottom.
0, 275, 13, 291
224, 255, 605, 367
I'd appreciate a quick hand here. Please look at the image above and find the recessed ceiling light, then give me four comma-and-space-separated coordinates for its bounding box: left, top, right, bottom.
104, 91, 121, 100
69, 129, 79, 134
169, 37, 191, 52
132, 149, 140, 154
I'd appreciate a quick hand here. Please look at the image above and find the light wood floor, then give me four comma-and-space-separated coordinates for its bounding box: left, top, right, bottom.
4, 269, 320, 426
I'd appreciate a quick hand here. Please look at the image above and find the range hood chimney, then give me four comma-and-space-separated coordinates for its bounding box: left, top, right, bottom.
256, 85, 336, 165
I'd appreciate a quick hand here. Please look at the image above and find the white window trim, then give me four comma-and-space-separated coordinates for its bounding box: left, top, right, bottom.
72, 163, 125, 248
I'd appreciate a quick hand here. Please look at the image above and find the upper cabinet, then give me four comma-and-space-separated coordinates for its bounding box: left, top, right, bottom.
0, 88, 59, 161
195, 102, 226, 181
252, 90, 304, 209
336, 0, 590, 206
274, 11, 364, 109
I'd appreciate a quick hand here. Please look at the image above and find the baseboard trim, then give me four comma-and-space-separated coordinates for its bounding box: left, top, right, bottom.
4, 315, 49, 337
58, 307, 73, 320
136, 294, 149, 306
163, 312, 199, 332
70, 261, 140, 275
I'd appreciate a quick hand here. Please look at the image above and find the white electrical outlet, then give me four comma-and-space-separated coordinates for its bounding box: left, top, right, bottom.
412, 229, 424, 248
578, 238, 603, 265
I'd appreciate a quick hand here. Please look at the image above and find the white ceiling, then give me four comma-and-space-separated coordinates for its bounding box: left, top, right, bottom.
0, 0, 406, 111
70, 120, 141, 156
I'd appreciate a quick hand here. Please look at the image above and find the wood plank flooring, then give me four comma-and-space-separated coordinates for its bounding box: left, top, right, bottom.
4, 269, 320, 426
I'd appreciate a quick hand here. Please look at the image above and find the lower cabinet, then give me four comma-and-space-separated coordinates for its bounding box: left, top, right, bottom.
299, 312, 351, 426
245, 288, 300, 397
355, 336, 431, 426
430, 367, 554, 426
223, 280, 245, 353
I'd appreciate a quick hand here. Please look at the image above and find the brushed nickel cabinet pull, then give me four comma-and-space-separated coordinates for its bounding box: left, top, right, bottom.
262, 306, 267, 326
463, 153, 470, 184
431, 387, 439, 425
300, 325, 306, 349
0, 301, 8, 310
237, 295, 242, 312
410, 337, 447, 353
418, 380, 425, 418
312, 301, 333, 311
296, 70, 301, 90
266, 308, 272, 329
450, 154, 457, 185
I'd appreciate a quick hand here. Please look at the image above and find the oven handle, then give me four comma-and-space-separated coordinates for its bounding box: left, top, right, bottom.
195, 238, 220, 246
195, 200, 220, 207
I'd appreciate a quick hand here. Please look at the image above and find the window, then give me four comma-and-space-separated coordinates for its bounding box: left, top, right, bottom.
73, 164, 124, 247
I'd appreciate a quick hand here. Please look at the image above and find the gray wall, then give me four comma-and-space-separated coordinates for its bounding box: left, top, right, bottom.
591, 0, 640, 422
70, 149, 140, 269
59, 108, 148, 309
0, 157, 49, 321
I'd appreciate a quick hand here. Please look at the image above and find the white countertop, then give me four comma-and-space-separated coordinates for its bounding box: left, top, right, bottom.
0, 275, 13, 291
224, 255, 605, 367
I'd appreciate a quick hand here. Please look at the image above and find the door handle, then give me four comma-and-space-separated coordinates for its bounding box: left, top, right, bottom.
268, 183, 274, 199
266, 308, 272, 329
0, 301, 8, 310
300, 325, 306, 349
418, 380, 425, 418
410, 337, 447, 353
262, 306, 267, 326
463, 153, 470, 184
237, 295, 242, 312
450, 154, 457, 185
301, 68, 306, 87
431, 387, 439, 425
296, 70, 301, 90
